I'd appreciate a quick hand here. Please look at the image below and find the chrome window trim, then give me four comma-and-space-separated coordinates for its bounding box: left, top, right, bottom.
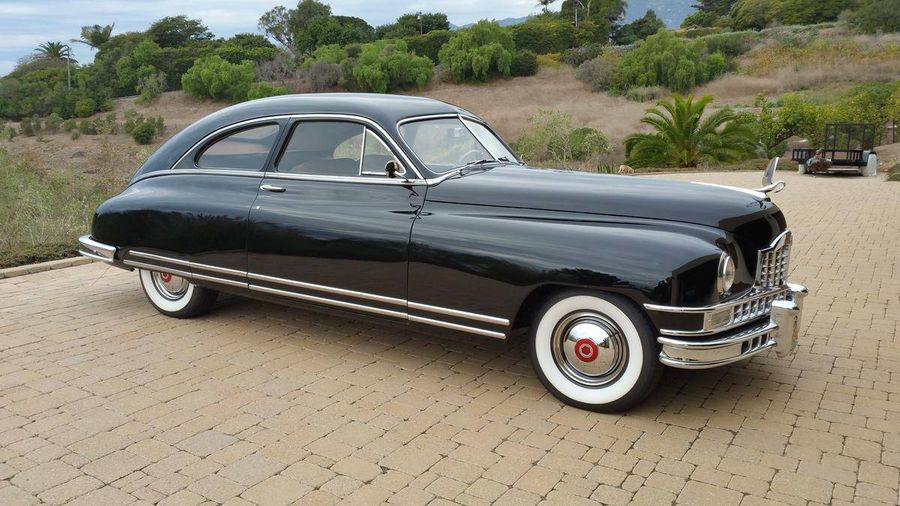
169, 113, 424, 181
195, 122, 282, 172
122, 250, 508, 338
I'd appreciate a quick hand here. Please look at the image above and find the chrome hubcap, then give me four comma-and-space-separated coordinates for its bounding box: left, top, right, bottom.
551, 311, 628, 387
151, 271, 188, 300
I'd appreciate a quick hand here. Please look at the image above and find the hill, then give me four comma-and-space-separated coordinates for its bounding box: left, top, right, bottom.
622, 0, 695, 26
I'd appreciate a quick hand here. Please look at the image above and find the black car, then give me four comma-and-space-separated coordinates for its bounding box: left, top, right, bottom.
78, 94, 807, 412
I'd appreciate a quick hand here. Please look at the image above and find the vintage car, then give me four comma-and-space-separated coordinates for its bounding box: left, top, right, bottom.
78, 94, 807, 412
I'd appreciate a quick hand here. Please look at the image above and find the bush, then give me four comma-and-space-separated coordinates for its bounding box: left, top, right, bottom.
136, 71, 166, 105
730, 0, 778, 31
849, 0, 900, 34
94, 113, 119, 135
247, 82, 290, 101
616, 31, 729, 93
132, 121, 157, 144
510, 51, 539, 77
181, 55, 255, 102
124, 109, 140, 134
614, 10, 665, 46
681, 10, 722, 28
344, 40, 433, 93
575, 50, 622, 92
78, 119, 98, 135
561, 43, 605, 67
0, 126, 15, 141
569, 128, 611, 161
404, 30, 452, 64
439, 21, 514, 82
154, 116, 166, 135
69, 129, 80, 140
512, 15, 576, 54
43, 113, 63, 133
74, 98, 97, 118
307, 62, 342, 92
306, 44, 347, 67
61, 119, 77, 132
625, 86, 664, 102
19, 118, 37, 137
698, 30, 762, 58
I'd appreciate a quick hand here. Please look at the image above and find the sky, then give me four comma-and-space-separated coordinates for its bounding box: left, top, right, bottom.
0, 0, 561, 76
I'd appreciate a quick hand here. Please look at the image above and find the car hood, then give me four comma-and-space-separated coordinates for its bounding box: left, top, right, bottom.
425, 165, 776, 231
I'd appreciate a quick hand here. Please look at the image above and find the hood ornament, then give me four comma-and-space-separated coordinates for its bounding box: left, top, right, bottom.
755, 157, 786, 194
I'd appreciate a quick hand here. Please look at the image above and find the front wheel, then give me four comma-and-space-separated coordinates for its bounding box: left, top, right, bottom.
138, 269, 218, 318
529, 291, 662, 412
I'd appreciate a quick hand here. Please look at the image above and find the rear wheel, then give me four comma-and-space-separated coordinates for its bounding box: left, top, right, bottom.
138, 269, 218, 318
529, 290, 662, 412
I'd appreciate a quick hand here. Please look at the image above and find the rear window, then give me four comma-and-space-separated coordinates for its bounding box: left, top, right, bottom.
197, 124, 280, 171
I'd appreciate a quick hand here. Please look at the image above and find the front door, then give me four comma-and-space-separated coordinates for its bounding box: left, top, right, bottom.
247, 120, 424, 319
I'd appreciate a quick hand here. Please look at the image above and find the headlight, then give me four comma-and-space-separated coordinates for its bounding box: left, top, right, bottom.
717, 252, 735, 294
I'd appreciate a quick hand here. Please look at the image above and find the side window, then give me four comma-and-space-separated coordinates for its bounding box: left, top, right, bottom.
277, 121, 402, 178
197, 123, 280, 171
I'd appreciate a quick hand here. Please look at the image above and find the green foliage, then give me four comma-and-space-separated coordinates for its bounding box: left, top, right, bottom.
377, 12, 450, 39
78, 119, 97, 135
512, 14, 576, 54
439, 21, 515, 82
681, 10, 723, 28
181, 55, 255, 102
44, 113, 63, 133
849, 0, 900, 34
136, 71, 166, 105
247, 82, 290, 100
698, 30, 762, 57
614, 10, 665, 45
73, 24, 114, 50
404, 30, 452, 64
307, 62, 343, 91
729, 0, 778, 30
216, 34, 278, 64
575, 49, 623, 92
343, 40, 433, 93
516, 110, 611, 165
625, 86, 664, 102
131, 121, 157, 145
61, 119, 76, 132
301, 15, 376, 53
561, 43, 606, 67
19, 118, 37, 137
0, 126, 15, 141
616, 31, 729, 93
73, 98, 96, 118
624, 95, 759, 168
510, 51, 539, 77
306, 44, 347, 67
776, 0, 845, 26
147, 15, 213, 47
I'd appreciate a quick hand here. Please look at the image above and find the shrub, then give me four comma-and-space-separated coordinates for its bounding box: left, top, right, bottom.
344, 40, 433, 93
19, 118, 37, 137
124, 109, 140, 134
698, 31, 762, 58
616, 31, 729, 93
154, 116, 166, 135
625, 86, 664, 102
61, 119, 77, 132
575, 50, 622, 92
849, 0, 900, 34
561, 43, 605, 67
136, 71, 166, 105
510, 51, 539, 77
307, 62, 342, 92
43, 113, 63, 133
681, 10, 721, 28
94, 113, 119, 135
306, 44, 347, 67
614, 10, 665, 46
69, 129, 80, 140
78, 119, 98, 135
181, 55, 255, 102
247, 82, 290, 101
730, 0, 778, 31
404, 30, 452, 64
569, 128, 611, 161
439, 21, 514, 82
0, 126, 15, 141
132, 121, 157, 145
74, 98, 97, 118
512, 16, 576, 54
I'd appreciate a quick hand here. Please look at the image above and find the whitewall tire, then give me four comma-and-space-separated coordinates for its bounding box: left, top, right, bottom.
138, 269, 218, 318
529, 291, 662, 412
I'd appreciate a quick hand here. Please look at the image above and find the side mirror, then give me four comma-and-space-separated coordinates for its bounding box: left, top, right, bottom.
385, 160, 405, 179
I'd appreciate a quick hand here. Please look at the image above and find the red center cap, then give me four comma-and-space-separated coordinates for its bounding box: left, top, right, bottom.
574, 338, 599, 363
160, 273, 172, 283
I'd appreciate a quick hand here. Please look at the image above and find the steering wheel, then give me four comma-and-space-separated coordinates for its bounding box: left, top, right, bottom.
458, 149, 485, 165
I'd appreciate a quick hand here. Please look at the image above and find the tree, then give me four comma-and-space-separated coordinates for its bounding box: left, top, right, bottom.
439, 21, 515, 82
258, 6, 296, 56
72, 24, 114, 51
691, 0, 737, 16
730, 0, 777, 30
613, 10, 665, 45
35, 42, 75, 63
299, 15, 374, 53
537, 0, 558, 13
258, 1, 361, 58
624, 95, 758, 168
147, 16, 213, 48
849, 0, 900, 34
376, 13, 449, 39
776, 0, 846, 25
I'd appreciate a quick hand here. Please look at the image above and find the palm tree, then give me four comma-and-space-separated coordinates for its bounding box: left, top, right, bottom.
72, 24, 114, 51
35, 41, 75, 62
624, 94, 759, 168
537, 0, 558, 13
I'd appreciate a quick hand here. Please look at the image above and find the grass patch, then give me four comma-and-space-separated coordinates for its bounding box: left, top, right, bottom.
0, 149, 116, 269
887, 162, 900, 182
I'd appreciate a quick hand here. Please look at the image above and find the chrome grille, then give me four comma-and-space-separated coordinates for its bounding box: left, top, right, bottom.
756, 231, 791, 290
731, 292, 779, 324
741, 330, 774, 354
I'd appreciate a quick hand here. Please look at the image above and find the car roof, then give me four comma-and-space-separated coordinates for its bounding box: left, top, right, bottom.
134, 93, 474, 180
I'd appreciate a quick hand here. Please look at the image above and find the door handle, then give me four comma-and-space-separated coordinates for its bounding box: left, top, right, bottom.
260, 184, 286, 193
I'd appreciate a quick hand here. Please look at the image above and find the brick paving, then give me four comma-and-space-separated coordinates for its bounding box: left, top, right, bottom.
1, 171, 898, 505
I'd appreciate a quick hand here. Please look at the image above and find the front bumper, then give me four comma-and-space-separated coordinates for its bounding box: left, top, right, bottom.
78, 235, 117, 264
653, 283, 807, 369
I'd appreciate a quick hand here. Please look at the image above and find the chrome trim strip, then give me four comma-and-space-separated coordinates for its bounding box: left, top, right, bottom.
130, 250, 247, 277
408, 301, 509, 326
260, 173, 425, 185
408, 315, 506, 339
124, 260, 248, 288
659, 340, 775, 370
644, 286, 787, 314
249, 284, 407, 319
658, 321, 777, 350
78, 250, 114, 264
129, 250, 192, 267
247, 272, 406, 306
78, 235, 117, 261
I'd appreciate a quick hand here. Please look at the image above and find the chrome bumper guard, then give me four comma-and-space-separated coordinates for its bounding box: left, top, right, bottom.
77, 235, 117, 264
656, 283, 807, 369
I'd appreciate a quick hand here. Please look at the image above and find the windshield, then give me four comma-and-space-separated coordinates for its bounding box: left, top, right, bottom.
399, 117, 518, 173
